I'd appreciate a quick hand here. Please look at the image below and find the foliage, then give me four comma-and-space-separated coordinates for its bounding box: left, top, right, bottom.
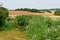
15, 8, 51, 13
20, 16, 60, 40
0, 18, 17, 31
0, 7, 9, 31
14, 15, 60, 40
16, 16, 31, 31
46, 10, 51, 13
54, 10, 60, 16
50, 8, 60, 11
0, 7, 8, 17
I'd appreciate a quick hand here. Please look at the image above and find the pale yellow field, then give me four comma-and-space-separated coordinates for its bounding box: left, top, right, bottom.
9, 11, 54, 18
9, 11, 60, 19
9, 11, 44, 18
0, 29, 28, 40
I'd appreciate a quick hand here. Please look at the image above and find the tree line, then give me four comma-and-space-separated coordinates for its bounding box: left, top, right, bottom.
15, 8, 52, 13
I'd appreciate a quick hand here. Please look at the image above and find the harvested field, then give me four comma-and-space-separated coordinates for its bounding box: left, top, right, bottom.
9, 11, 60, 19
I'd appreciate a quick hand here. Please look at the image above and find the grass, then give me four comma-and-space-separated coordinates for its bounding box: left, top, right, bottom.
0, 29, 28, 40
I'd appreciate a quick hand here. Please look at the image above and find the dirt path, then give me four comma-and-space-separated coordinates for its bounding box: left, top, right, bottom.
0, 29, 28, 40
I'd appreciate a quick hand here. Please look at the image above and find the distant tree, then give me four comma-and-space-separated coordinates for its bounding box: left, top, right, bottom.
30, 9, 40, 13
23, 8, 30, 11
15, 8, 24, 11
46, 10, 51, 13
15, 8, 52, 13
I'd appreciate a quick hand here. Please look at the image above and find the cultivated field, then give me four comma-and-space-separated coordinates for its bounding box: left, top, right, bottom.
9, 11, 60, 19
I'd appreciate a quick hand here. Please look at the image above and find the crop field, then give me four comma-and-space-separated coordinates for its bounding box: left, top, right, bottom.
9, 11, 54, 18
9, 11, 60, 19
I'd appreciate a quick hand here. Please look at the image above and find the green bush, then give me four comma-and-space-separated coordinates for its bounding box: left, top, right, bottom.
0, 7, 9, 31
3, 18, 17, 31
16, 16, 31, 31
54, 10, 60, 16
25, 16, 49, 40
0, 17, 17, 31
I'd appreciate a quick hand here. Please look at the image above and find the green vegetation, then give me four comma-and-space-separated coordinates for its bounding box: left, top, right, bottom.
15, 16, 60, 40
15, 8, 51, 13
54, 10, 60, 16
16, 16, 31, 31
24, 16, 60, 40
0, 7, 9, 31
50, 8, 60, 11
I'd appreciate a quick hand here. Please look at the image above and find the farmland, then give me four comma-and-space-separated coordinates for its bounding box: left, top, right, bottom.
9, 11, 54, 18
9, 11, 60, 20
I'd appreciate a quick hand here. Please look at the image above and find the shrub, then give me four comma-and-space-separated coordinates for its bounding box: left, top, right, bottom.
16, 16, 31, 31
25, 16, 49, 40
0, 7, 9, 31
3, 18, 17, 31
54, 10, 60, 16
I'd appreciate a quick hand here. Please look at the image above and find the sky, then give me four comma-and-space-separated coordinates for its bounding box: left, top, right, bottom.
0, 0, 60, 9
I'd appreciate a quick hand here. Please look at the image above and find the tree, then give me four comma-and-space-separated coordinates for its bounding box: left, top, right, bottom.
0, 7, 8, 27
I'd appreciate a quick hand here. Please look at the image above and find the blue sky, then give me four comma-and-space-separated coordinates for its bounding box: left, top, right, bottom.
0, 0, 60, 9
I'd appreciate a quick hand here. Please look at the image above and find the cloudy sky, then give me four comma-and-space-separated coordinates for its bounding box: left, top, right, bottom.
0, 0, 60, 9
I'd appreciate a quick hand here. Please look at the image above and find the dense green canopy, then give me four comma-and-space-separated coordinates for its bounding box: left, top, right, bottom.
0, 7, 9, 26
